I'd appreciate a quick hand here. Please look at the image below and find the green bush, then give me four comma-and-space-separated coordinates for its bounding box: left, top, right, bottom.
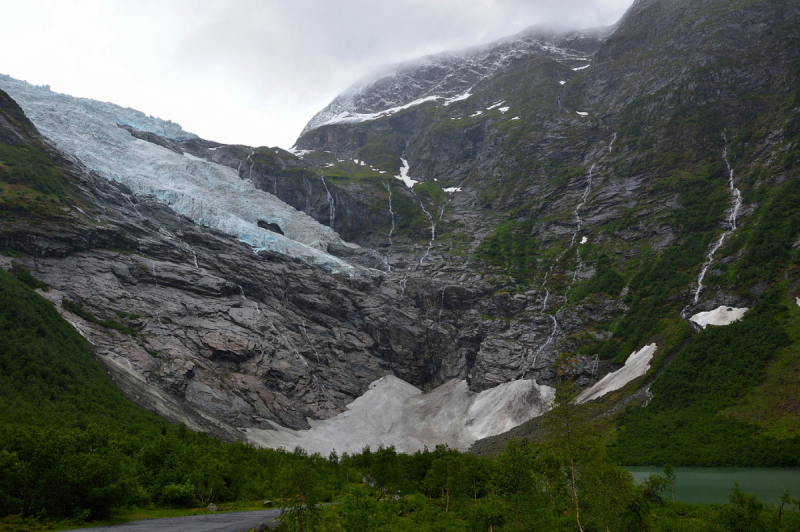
161, 482, 197, 508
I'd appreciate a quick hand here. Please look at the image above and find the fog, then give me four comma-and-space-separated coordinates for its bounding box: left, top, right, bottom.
0, 0, 633, 148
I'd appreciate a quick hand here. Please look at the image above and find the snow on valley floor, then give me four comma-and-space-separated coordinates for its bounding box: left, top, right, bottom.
690, 306, 748, 329
577, 344, 658, 404
246, 376, 554, 454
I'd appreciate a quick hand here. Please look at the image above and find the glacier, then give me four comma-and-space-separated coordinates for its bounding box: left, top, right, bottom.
0, 75, 360, 276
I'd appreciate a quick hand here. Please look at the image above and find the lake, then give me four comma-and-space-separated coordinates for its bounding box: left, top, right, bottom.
627, 467, 800, 505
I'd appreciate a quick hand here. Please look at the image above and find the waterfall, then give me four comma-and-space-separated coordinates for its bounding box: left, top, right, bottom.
301, 319, 322, 364
191, 249, 199, 269
541, 270, 551, 312
723, 134, 743, 230
438, 287, 447, 323
384, 182, 395, 245
319, 174, 336, 231
525, 314, 559, 377
523, 135, 615, 377
268, 321, 307, 367
691, 132, 743, 304
414, 192, 436, 266
570, 163, 595, 248
399, 273, 409, 297
237, 285, 247, 301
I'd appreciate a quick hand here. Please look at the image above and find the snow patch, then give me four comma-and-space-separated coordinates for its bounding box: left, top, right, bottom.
796, 297, 800, 308
572, 64, 591, 71
444, 90, 472, 105
576, 111, 589, 117
245, 376, 554, 454
511, 116, 520, 120
690, 306, 748, 329
443, 187, 462, 193
322, 95, 441, 126
498, 106, 510, 114
395, 158, 419, 188
486, 101, 506, 110
287, 147, 312, 157
559, 80, 566, 85
580, 236, 588, 245
577, 344, 657, 404
470, 110, 483, 117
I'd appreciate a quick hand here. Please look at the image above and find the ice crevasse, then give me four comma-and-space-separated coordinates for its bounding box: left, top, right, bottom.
0, 75, 359, 276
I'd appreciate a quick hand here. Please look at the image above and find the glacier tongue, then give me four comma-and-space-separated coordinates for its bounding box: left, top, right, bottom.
0, 75, 358, 276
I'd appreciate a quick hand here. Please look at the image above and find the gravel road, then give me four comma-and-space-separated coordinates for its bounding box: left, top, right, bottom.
73, 509, 281, 532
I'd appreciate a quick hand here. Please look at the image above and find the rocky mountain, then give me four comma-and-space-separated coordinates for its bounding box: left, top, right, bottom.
299, 25, 612, 136
1, 0, 798, 458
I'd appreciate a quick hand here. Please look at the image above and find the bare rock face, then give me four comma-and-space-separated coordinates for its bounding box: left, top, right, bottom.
2, 0, 798, 453
0, 96, 465, 438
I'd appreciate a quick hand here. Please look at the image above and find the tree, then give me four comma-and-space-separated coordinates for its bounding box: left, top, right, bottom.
276, 458, 321, 532
543, 383, 634, 531
370, 445, 401, 502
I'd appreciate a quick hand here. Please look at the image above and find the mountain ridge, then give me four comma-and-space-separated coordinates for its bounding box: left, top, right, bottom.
0, 0, 798, 463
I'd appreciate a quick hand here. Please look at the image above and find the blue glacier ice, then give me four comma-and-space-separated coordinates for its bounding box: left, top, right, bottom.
0, 75, 361, 276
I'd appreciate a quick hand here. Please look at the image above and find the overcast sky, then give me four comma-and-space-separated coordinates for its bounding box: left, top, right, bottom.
0, 0, 633, 148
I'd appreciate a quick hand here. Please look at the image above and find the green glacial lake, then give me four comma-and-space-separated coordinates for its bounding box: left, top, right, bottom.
627, 467, 800, 505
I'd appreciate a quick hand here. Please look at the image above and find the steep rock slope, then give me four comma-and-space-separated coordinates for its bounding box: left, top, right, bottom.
2, 0, 799, 460
291, 0, 800, 457
0, 85, 558, 451
0, 88, 456, 437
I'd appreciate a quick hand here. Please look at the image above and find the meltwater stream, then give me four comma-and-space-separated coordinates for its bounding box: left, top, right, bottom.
691, 133, 743, 303
524, 137, 613, 377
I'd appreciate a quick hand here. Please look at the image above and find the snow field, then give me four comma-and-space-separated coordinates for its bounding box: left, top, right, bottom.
394, 158, 419, 188
689, 306, 748, 329
576, 343, 658, 404
245, 376, 554, 454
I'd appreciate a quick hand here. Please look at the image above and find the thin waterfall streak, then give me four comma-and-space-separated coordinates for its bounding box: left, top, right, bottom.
320, 174, 335, 231
414, 192, 436, 266
301, 319, 322, 364
694, 232, 727, 303
269, 321, 309, 368
384, 182, 395, 245
691, 133, 743, 304
399, 274, 409, 297
527, 135, 613, 376
191, 249, 198, 269
722, 132, 742, 231
541, 270, 551, 312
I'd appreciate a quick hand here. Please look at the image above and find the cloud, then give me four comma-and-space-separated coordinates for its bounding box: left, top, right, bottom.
0, 0, 632, 148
